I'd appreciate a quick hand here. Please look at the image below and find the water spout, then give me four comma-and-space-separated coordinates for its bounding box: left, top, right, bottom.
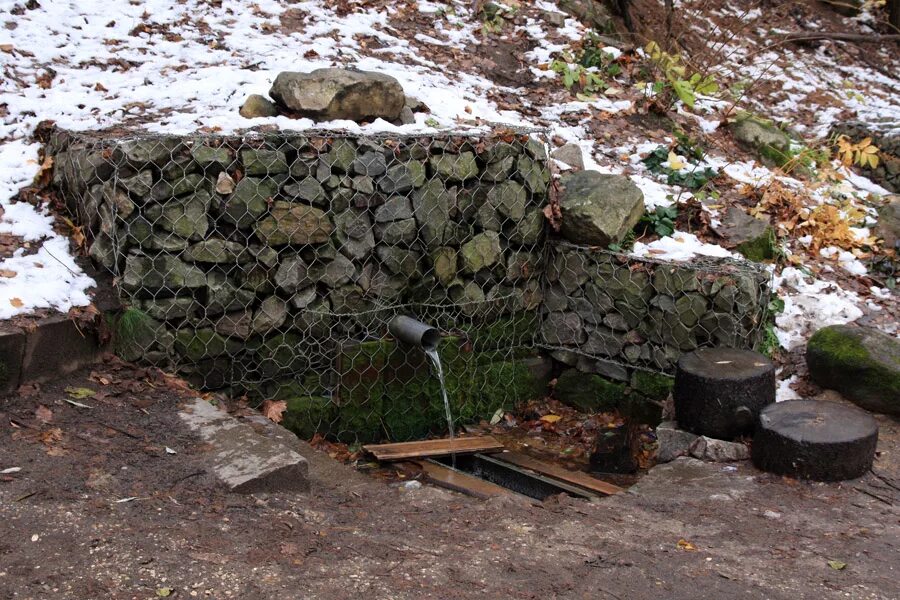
388, 315, 441, 350
389, 316, 455, 464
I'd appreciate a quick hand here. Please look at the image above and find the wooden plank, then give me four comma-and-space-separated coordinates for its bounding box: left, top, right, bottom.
494, 451, 624, 496
363, 436, 504, 461
396, 460, 530, 501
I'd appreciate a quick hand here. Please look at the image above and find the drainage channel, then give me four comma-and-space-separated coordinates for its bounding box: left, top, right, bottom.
432, 453, 601, 501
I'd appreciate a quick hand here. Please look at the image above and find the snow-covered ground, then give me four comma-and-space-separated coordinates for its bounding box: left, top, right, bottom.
0, 0, 896, 401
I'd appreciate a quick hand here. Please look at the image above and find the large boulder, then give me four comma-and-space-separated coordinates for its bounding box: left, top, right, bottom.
875, 195, 899, 250
269, 68, 405, 123
730, 116, 792, 167
807, 325, 900, 416
558, 171, 644, 246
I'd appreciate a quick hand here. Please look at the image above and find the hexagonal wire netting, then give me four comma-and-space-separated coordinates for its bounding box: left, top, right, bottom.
540, 241, 773, 381
49, 127, 551, 444
48, 127, 772, 444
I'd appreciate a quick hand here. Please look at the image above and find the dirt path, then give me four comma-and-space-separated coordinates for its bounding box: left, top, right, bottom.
1, 362, 898, 599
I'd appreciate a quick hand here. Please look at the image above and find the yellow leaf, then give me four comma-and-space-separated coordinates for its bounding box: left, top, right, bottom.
65, 387, 96, 400
9, 298, 23, 308
828, 560, 847, 571
677, 539, 697, 551
540, 414, 562, 423
261, 399, 287, 424
667, 151, 685, 170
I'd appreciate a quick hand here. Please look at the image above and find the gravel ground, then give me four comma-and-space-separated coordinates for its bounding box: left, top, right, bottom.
1, 362, 898, 599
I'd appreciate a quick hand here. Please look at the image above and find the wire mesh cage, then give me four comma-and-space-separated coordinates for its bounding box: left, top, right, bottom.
49, 127, 551, 443
540, 241, 773, 380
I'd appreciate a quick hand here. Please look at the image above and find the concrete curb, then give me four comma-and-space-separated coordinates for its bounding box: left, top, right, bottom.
179, 398, 310, 494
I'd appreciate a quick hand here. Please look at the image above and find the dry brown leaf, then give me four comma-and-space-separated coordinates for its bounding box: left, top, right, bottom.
261, 399, 287, 424
0, 269, 17, 278
40, 427, 63, 446
35, 405, 53, 423
9, 298, 23, 308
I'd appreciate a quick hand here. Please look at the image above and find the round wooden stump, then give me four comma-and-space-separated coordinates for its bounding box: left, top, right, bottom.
752, 400, 878, 481
673, 348, 775, 439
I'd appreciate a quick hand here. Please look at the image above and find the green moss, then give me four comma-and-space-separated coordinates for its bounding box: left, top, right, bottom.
113, 308, 161, 362
282, 396, 335, 440
735, 226, 777, 262
630, 371, 673, 401
555, 368, 626, 413
459, 314, 538, 351
807, 326, 900, 415
620, 395, 664, 426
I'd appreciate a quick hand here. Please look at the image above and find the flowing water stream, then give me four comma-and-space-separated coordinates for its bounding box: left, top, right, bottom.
425, 347, 456, 466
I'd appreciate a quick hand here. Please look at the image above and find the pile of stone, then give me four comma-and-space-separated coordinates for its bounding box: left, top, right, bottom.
239, 68, 429, 126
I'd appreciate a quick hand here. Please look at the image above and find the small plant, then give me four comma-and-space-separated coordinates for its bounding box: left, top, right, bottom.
835, 135, 880, 169
642, 205, 678, 237
608, 228, 636, 253
644, 41, 718, 109
550, 53, 607, 97
480, 2, 512, 35
641, 144, 718, 190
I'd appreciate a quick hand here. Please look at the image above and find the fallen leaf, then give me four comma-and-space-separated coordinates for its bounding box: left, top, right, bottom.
156, 588, 173, 597
0, 269, 16, 278
667, 151, 685, 170
828, 560, 847, 571
540, 414, 562, 423
261, 399, 287, 424
39, 428, 63, 446
165, 446, 177, 455
65, 386, 96, 400
35, 405, 53, 423
677, 539, 697, 551
9, 298, 23, 308
215, 171, 235, 194
64, 398, 93, 409
1, 467, 21, 474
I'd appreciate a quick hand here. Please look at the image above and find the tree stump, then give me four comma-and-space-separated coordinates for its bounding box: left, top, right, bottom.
673, 348, 775, 439
752, 400, 878, 481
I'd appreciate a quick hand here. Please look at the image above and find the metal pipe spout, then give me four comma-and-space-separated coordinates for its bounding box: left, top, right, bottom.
388, 315, 440, 351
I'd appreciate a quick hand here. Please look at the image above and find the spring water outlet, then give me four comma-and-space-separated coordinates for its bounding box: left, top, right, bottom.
388, 316, 441, 351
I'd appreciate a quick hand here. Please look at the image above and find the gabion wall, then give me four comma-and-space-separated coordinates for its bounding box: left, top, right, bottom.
48, 128, 549, 443
541, 242, 772, 380
47, 127, 772, 443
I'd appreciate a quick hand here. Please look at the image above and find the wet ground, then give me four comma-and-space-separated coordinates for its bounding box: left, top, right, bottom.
1, 361, 898, 599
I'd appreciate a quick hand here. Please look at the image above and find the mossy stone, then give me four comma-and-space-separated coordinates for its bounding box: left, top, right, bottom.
174, 328, 240, 362
630, 371, 674, 401
735, 226, 777, 262
554, 368, 626, 413
282, 396, 335, 440
807, 325, 900, 416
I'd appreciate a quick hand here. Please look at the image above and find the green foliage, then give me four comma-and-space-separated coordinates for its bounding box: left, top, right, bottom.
113, 307, 156, 361
641, 144, 718, 190
551, 33, 624, 98
760, 324, 780, 358
480, 2, 514, 34
644, 41, 719, 110
608, 228, 636, 253
641, 205, 678, 237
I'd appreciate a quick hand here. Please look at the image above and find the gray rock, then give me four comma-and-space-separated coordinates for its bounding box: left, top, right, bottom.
559, 171, 644, 246
689, 436, 750, 462
353, 151, 387, 176
183, 239, 250, 264
807, 325, 900, 416
655, 421, 700, 463
375, 218, 417, 245
505, 250, 541, 282
121, 137, 181, 166
122, 255, 206, 292
206, 273, 256, 315
269, 68, 405, 122
150, 173, 207, 201
323, 139, 356, 173
103, 183, 136, 218
506, 209, 545, 244
255, 201, 334, 246
875, 195, 899, 250
482, 155, 514, 181
431, 246, 458, 286
215, 310, 254, 339
311, 254, 356, 287
584, 327, 624, 357
377, 246, 421, 278
158, 190, 212, 240
429, 151, 478, 182
274, 256, 309, 293
515, 154, 549, 193
550, 143, 584, 170
653, 265, 700, 294
541, 312, 585, 345
242, 149, 288, 176
140, 297, 197, 321
251, 297, 288, 334
731, 116, 791, 166
374, 196, 413, 223
378, 161, 426, 194
460, 231, 503, 273
413, 180, 451, 247
490, 181, 527, 221
221, 177, 279, 228
290, 287, 317, 310
239, 94, 279, 118
334, 209, 375, 259
283, 177, 326, 204
191, 145, 232, 169
119, 171, 153, 197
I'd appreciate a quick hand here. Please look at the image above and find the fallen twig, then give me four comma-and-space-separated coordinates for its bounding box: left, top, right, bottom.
782, 32, 900, 44
855, 486, 893, 506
